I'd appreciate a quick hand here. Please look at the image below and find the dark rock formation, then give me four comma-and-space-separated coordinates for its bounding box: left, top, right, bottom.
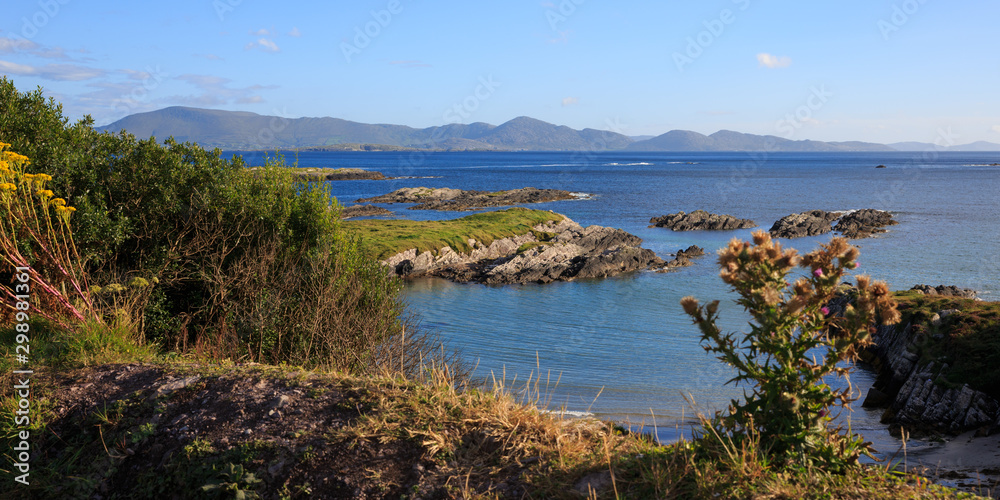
910, 284, 978, 299
768, 210, 842, 239
383, 216, 668, 284
340, 204, 393, 219
358, 187, 581, 211
252, 167, 388, 181
652, 245, 706, 273
648, 210, 756, 231
876, 164, 887, 168
833, 209, 898, 239
846, 286, 999, 435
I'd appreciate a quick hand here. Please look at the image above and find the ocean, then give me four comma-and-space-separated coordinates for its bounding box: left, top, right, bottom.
228, 150, 1000, 452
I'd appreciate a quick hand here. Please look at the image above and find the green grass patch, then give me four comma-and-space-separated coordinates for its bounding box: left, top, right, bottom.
343, 208, 564, 260
893, 292, 1000, 398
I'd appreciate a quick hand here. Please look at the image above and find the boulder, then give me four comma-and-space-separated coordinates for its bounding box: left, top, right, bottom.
648, 210, 757, 231
768, 210, 842, 239
833, 209, 897, 239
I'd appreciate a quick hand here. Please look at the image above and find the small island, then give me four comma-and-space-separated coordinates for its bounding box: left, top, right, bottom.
344, 208, 693, 284
249, 166, 389, 181
649, 210, 757, 231
357, 186, 585, 211
770, 209, 897, 239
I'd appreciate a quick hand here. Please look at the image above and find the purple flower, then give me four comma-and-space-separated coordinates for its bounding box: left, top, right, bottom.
813, 268, 824, 278
820, 307, 830, 316
851, 262, 860, 269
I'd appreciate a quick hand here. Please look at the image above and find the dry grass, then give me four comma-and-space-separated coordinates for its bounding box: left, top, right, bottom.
334, 364, 982, 499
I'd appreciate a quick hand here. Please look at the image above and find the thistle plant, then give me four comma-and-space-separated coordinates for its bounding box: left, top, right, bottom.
681, 231, 900, 470
0, 142, 97, 330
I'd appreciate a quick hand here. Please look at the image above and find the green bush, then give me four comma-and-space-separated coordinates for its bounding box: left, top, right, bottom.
681, 231, 900, 471
0, 77, 410, 373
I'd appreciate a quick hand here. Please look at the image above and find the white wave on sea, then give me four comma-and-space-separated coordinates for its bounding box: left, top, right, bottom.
605, 162, 653, 166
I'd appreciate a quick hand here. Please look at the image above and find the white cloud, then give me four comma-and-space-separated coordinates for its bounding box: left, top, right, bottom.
561, 96, 579, 107
992, 125, 1000, 135
0, 60, 105, 80
0, 36, 37, 53
245, 38, 279, 52
757, 53, 792, 69
171, 73, 277, 107
288, 27, 301, 37
250, 28, 270, 36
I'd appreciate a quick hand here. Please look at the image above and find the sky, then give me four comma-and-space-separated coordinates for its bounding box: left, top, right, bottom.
2, 1, 999, 144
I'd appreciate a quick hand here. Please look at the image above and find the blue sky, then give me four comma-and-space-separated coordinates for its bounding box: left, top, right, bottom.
2, 0, 998, 144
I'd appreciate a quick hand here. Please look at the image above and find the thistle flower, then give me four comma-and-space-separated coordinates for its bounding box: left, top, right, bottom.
813, 268, 824, 278
680, 296, 700, 316
820, 306, 830, 316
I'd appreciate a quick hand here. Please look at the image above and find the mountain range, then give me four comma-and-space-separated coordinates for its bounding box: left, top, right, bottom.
98, 107, 1000, 152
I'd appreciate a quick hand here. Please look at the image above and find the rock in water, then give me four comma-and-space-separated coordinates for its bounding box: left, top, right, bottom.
768, 210, 842, 238
357, 187, 580, 211
383, 215, 669, 284
833, 209, 897, 238
340, 204, 393, 219
648, 210, 757, 231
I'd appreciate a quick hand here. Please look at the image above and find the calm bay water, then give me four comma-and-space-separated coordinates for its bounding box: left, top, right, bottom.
230, 150, 1000, 449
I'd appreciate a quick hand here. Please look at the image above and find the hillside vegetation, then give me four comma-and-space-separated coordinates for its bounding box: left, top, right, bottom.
0, 77, 990, 498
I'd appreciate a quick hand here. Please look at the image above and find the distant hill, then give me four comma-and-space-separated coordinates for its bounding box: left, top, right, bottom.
625, 129, 893, 152
99, 107, 1000, 152
98, 107, 632, 151
889, 141, 1000, 152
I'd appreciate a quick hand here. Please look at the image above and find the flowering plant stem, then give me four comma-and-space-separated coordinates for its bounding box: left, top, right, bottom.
681, 231, 899, 470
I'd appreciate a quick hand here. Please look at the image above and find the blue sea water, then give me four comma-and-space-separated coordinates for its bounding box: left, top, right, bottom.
228, 150, 1000, 450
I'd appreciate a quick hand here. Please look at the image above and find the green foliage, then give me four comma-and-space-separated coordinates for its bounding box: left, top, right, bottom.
0, 77, 408, 373
681, 232, 900, 471
343, 207, 564, 260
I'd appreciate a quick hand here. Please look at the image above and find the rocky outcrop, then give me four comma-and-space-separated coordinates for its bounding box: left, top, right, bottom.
910, 284, 978, 299
652, 245, 706, 273
769, 209, 896, 239
649, 210, 756, 231
833, 209, 898, 238
856, 287, 999, 435
768, 210, 842, 238
341, 204, 394, 219
383, 216, 671, 284
358, 187, 582, 211
251, 166, 388, 181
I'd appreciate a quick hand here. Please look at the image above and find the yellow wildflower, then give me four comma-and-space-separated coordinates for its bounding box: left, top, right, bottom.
49, 197, 67, 207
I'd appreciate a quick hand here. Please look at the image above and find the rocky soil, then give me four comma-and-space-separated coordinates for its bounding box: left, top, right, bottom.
769, 209, 896, 239
649, 210, 757, 231
357, 187, 581, 211
340, 204, 394, 219
384, 216, 692, 284
21, 363, 561, 499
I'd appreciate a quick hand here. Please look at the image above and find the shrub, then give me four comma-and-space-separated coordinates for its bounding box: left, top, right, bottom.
681, 231, 899, 470
0, 77, 419, 374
